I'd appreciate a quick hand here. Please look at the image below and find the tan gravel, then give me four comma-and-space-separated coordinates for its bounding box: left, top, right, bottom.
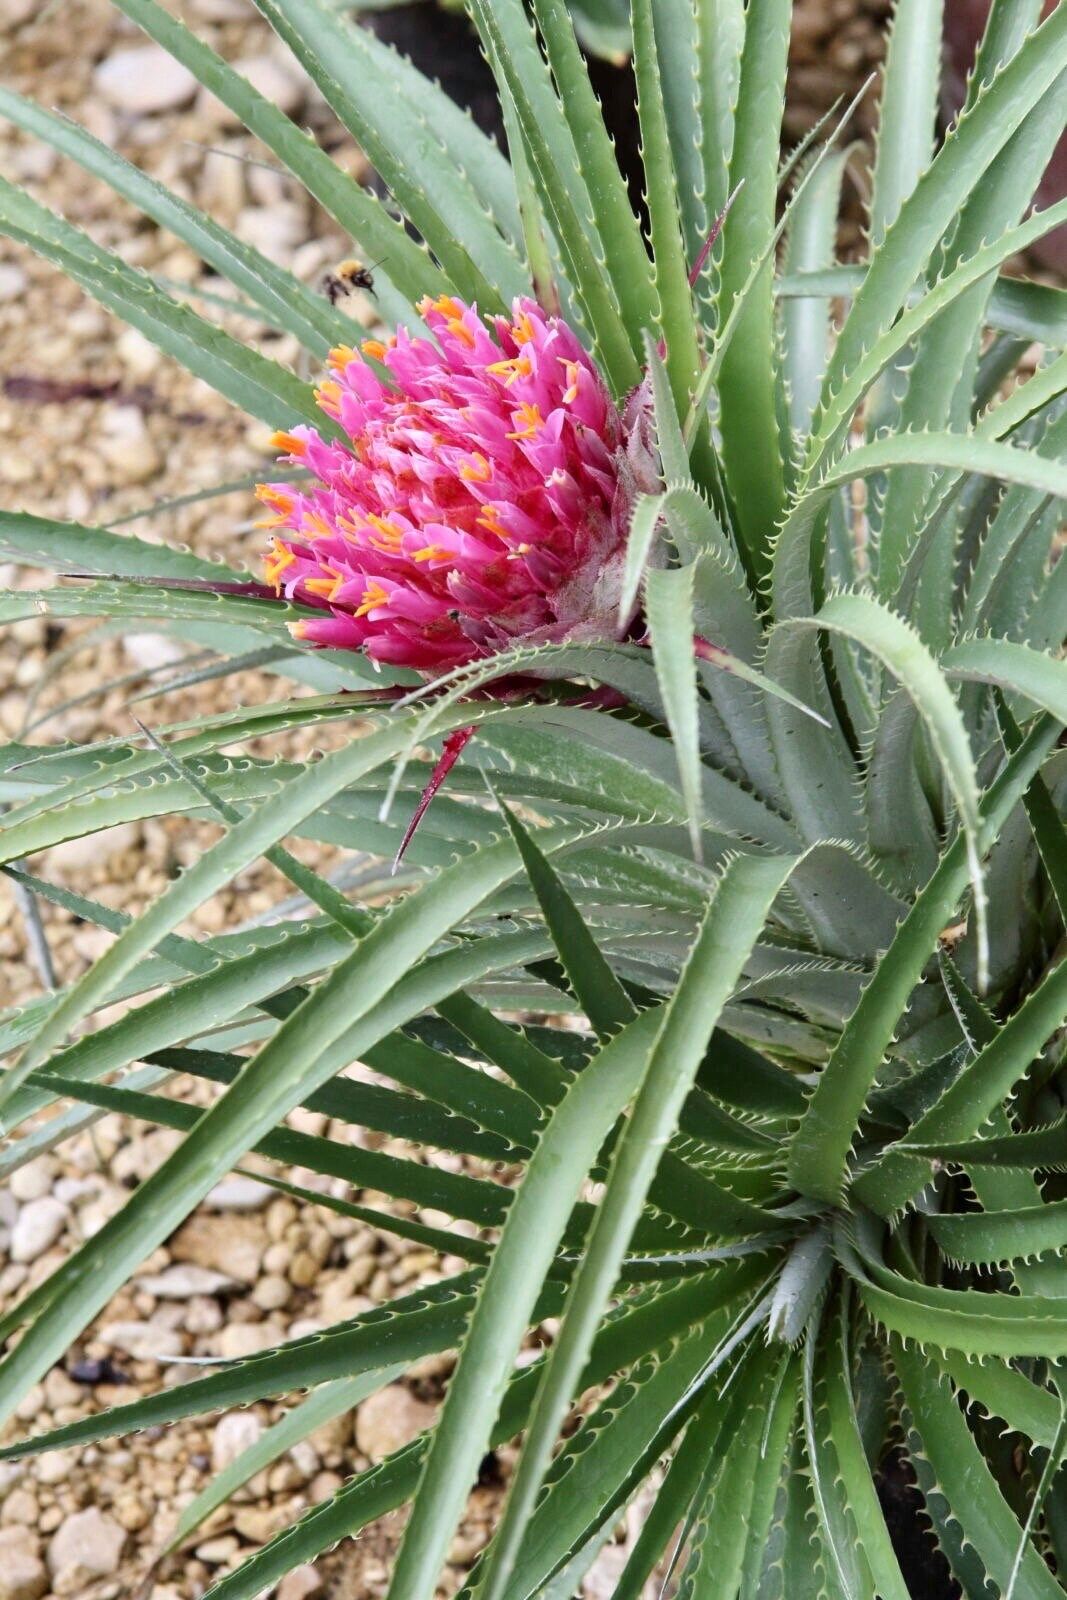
0, 2, 891, 1596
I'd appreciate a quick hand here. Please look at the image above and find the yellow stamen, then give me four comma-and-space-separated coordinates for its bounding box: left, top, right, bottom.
305, 511, 332, 539
263, 540, 296, 591
328, 344, 356, 370
506, 402, 543, 440
412, 544, 450, 563
445, 317, 475, 348
361, 338, 388, 362
429, 293, 464, 320
366, 513, 404, 547
486, 354, 532, 385
512, 312, 535, 345
460, 452, 491, 483
304, 566, 341, 600
255, 485, 296, 514
270, 430, 306, 457
477, 503, 506, 537
355, 580, 389, 618
561, 361, 580, 404
315, 378, 343, 409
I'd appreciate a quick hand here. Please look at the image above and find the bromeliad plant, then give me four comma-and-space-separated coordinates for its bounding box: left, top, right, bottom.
0, 0, 1066, 1595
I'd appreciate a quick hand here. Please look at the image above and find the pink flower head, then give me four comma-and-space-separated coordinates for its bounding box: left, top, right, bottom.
258, 294, 643, 673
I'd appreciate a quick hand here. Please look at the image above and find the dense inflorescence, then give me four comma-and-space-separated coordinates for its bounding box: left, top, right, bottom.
259, 294, 643, 672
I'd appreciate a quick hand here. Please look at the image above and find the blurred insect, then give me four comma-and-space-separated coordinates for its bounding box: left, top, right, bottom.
322, 256, 383, 304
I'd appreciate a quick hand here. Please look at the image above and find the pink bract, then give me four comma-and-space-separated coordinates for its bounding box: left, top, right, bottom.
258, 294, 648, 674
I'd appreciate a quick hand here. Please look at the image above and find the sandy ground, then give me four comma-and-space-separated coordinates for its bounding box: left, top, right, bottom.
0, 3, 890, 1596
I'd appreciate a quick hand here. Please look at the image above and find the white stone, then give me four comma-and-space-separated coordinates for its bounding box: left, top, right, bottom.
10, 1198, 66, 1264
0, 0, 35, 33
195, 1535, 239, 1565
97, 1320, 184, 1362
227, 55, 305, 118
34, 1448, 78, 1487
189, 0, 247, 18
51, 1176, 101, 1206
205, 1176, 273, 1212
214, 1321, 278, 1360
93, 46, 197, 115
211, 1410, 263, 1473
354, 1386, 435, 1464
0, 1548, 46, 1600
46, 1509, 125, 1580
98, 404, 161, 485
43, 822, 139, 875
235, 201, 306, 264
9, 1156, 57, 1204
116, 326, 162, 380
276, 1564, 324, 1600
0, 266, 27, 304
123, 632, 186, 672
134, 1264, 237, 1300
0, 1528, 37, 1562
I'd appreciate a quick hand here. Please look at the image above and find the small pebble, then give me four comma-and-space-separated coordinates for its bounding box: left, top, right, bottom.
134, 1265, 237, 1300
93, 46, 197, 115
252, 1274, 291, 1312
0, 1490, 37, 1528
277, 1564, 324, 1600
10, 1197, 67, 1263
212, 1411, 263, 1473
97, 1321, 184, 1362
205, 1177, 273, 1212
355, 1386, 435, 1465
0, 1547, 47, 1600
44, 823, 140, 876
195, 1535, 240, 1566
46, 1508, 126, 1580
0, 265, 27, 304
227, 55, 305, 118
8, 1156, 57, 1204
98, 405, 162, 486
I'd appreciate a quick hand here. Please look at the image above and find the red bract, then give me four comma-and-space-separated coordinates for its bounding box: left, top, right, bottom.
258, 294, 648, 674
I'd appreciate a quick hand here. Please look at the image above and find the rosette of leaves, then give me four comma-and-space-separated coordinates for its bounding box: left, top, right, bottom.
0, 1, 1066, 1596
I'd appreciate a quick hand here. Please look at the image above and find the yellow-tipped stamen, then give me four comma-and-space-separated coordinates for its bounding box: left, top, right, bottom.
512, 312, 535, 345
366, 513, 404, 548
328, 344, 356, 370
264, 539, 296, 591
460, 452, 491, 483
486, 354, 532, 386
355, 580, 390, 618
412, 544, 451, 563
315, 378, 343, 410
256, 484, 295, 510
304, 511, 332, 540
362, 338, 388, 362
477, 504, 506, 538
506, 402, 544, 440
430, 293, 464, 320
304, 565, 342, 600
445, 317, 475, 348
270, 430, 307, 457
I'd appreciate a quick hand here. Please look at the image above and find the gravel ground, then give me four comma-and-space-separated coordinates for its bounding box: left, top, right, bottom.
0, 3, 890, 1597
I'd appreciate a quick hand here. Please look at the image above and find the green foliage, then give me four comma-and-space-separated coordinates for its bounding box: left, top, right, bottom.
0, 1, 1065, 1596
